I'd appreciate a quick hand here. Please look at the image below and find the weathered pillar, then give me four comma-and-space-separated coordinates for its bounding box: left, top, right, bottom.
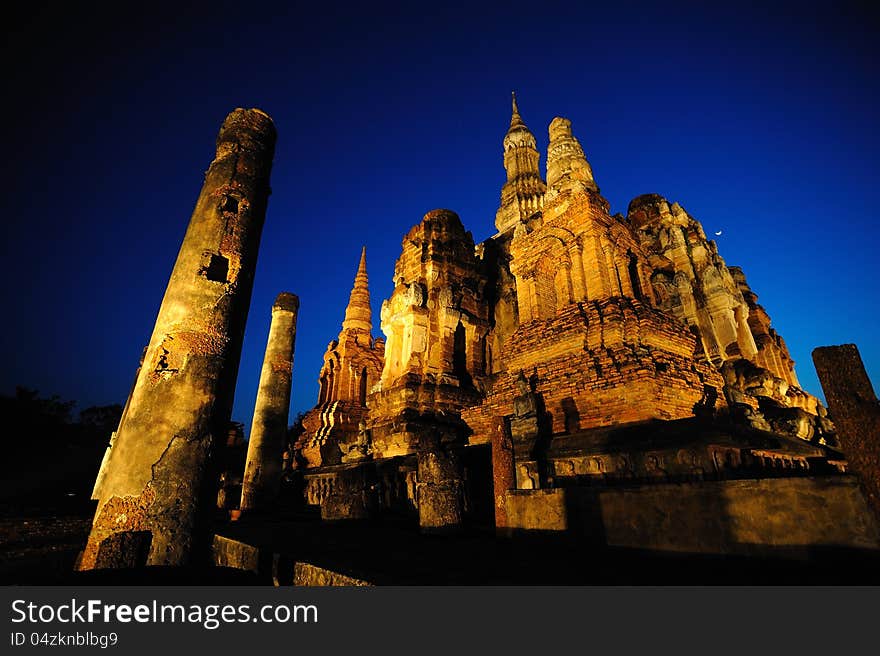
416, 430, 464, 534
812, 344, 880, 522
240, 292, 299, 511
80, 108, 276, 570
91, 348, 146, 501
417, 449, 464, 534
491, 417, 515, 531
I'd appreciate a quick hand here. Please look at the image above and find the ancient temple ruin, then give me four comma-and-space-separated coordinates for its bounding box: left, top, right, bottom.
290, 93, 877, 552
83, 97, 878, 574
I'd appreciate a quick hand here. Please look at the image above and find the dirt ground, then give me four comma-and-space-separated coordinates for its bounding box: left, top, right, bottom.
0, 513, 92, 584
0, 439, 101, 584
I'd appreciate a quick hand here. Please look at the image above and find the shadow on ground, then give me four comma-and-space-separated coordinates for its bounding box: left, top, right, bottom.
4, 505, 879, 585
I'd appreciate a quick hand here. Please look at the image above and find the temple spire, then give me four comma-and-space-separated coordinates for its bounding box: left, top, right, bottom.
341, 246, 372, 335
510, 91, 525, 130
545, 116, 598, 199
357, 245, 367, 277
496, 92, 547, 233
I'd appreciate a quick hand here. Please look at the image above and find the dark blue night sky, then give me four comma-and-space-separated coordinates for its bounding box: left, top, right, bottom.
3, 1, 877, 433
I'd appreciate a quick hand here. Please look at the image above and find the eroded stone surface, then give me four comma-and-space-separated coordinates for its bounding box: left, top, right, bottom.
813, 344, 880, 522
368, 209, 489, 465
629, 193, 827, 434
490, 417, 515, 529
80, 108, 276, 570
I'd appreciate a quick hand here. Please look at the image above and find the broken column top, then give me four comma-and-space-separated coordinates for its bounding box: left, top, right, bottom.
217, 108, 277, 154
813, 344, 877, 401
273, 292, 300, 313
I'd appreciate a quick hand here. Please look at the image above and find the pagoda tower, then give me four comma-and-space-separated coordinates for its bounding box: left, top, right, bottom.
298, 248, 385, 467
494, 92, 547, 234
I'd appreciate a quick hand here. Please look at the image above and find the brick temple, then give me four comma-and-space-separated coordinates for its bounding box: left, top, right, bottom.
283, 94, 876, 552
82, 98, 878, 576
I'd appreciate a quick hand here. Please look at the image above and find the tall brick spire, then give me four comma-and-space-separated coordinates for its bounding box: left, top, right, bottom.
341, 246, 372, 335
495, 92, 547, 234
297, 246, 384, 469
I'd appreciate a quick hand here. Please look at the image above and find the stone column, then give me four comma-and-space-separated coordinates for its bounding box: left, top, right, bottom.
240, 292, 299, 512
812, 344, 880, 523
79, 108, 276, 570
491, 417, 515, 531
416, 431, 464, 534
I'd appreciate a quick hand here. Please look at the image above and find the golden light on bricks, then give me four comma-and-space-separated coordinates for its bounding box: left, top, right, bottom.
82, 96, 879, 575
